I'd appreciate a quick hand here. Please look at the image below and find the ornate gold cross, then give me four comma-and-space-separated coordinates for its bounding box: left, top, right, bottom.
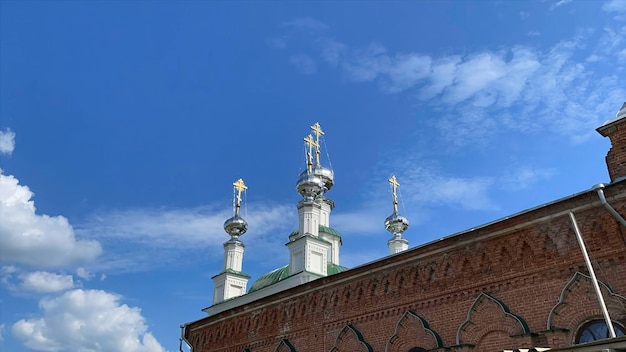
310, 122, 324, 166
233, 178, 247, 212
388, 175, 400, 213
304, 134, 318, 173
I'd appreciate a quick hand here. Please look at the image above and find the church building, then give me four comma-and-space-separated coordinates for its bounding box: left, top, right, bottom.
181, 105, 626, 352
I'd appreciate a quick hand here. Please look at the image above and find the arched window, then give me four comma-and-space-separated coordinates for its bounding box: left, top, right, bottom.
407, 348, 427, 352
576, 320, 625, 344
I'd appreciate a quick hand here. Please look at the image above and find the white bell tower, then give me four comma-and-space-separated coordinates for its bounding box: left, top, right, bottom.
288, 123, 341, 276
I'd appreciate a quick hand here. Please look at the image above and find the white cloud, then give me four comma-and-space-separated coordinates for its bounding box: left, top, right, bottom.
0, 170, 102, 268
397, 165, 498, 211
342, 42, 390, 82
617, 48, 626, 63
499, 167, 556, 191
76, 267, 94, 280
0, 323, 4, 342
81, 203, 293, 248
445, 52, 507, 104
19, 271, 75, 293
78, 202, 294, 271
1, 267, 75, 293
603, 0, 626, 17
386, 54, 432, 93
12, 289, 165, 352
586, 54, 603, 62
420, 55, 461, 100
320, 38, 347, 66
427, 47, 541, 108
422, 175, 496, 211
549, 0, 573, 11
277, 16, 625, 144
0, 129, 15, 155
289, 54, 317, 74
1, 265, 18, 286
435, 108, 497, 146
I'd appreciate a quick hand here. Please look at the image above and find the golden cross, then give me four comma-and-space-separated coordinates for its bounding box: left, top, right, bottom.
388, 175, 400, 213
303, 134, 318, 173
233, 178, 247, 212
310, 122, 324, 166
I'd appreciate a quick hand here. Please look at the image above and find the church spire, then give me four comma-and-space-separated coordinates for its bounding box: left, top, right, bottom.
385, 175, 409, 254
290, 122, 341, 275
212, 178, 251, 304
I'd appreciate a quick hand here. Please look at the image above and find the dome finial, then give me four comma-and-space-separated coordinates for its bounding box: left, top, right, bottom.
310, 122, 334, 193
385, 175, 409, 238
311, 122, 324, 166
389, 175, 400, 214
304, 134, 317, 174
232, 178, 247, 216
224, 178, 248, 239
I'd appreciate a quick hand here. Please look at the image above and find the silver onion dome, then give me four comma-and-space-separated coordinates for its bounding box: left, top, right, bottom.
224, 214, 248, 238
384, 212, 409, 237
296, 170, 324, 200
313, 165, 334, 193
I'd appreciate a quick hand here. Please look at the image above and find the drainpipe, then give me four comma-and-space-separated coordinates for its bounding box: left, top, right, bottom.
180, 324, 192, 352
568, 211, 617, 339
593, 183, 626, 228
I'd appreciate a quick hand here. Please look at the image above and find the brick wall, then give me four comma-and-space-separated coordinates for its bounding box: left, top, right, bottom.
598, 116, 626, 182
186, 182, 626, 352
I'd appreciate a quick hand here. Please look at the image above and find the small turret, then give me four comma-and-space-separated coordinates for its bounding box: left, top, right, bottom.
385, 175, 409, 254
224, 178, 248, 239
211, 179, 251, 305
290, 122, 339, 276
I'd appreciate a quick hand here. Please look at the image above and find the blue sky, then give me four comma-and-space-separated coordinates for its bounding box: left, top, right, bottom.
1, 0, 625, 351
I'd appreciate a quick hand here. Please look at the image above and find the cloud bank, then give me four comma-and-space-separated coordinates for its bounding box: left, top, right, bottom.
277, 16, 626, 144
0, 170, 102, 268
12, 289, 165, 352
0, 131, 165, 351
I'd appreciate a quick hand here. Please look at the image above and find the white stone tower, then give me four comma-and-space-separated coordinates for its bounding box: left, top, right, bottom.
212, 178, 250, 304
289, 123, 340, 276
385, 175, 409, 254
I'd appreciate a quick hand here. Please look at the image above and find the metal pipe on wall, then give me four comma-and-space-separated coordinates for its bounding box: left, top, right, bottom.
568, 211, 617, 339
593, 183, 626, 228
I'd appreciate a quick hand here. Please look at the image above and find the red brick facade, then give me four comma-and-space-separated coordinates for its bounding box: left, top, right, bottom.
184, 115, 626, 352
598, 117, 626, 183
185, 183, 626, 351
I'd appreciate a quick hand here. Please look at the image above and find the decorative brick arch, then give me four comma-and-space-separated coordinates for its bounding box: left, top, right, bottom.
456, 293, 530, 348
386, 311, 443, 352
547, 272, 626, 334
274, 338, 296, 352
329, 324, 374, 352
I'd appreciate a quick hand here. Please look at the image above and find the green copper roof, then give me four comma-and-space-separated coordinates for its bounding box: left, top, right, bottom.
319, 225, 341, 237
210, 268, 251, 280
327, 262, 348, 275
248, 263, 348, 293
289, 225, 342, 239
248, 265, 290, 292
